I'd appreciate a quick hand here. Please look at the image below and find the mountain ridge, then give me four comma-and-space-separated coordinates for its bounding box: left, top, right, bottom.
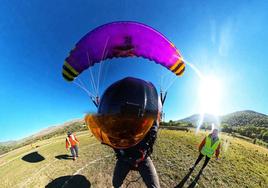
177, 110, 268, 128
0, 118, 84, 146
2, 110, 268, 145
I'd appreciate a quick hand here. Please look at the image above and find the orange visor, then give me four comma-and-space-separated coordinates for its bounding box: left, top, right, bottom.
85, 114, 155, 149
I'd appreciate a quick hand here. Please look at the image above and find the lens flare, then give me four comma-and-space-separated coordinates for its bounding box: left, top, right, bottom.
198, 75, 222, 115
184, 60, 223, 133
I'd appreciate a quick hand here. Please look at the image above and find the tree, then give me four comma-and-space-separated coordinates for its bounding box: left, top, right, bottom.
262, 131, 268, 142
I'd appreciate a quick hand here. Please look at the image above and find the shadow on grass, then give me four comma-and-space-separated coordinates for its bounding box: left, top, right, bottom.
45, 175, 91, 188
174, 168, 194, 188
55, 154, 73, 160
188, 170, 202, 188
21, 151, 45, 163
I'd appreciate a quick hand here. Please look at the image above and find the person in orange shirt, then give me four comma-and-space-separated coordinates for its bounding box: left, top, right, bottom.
66, 131, 79, 160
190, 129, 221, 173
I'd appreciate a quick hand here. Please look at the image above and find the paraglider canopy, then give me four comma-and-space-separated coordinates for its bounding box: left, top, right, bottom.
85, 77, 159, 149
62, 21, 186, 82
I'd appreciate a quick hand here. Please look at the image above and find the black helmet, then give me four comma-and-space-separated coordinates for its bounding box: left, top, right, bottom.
98, 77, 159, 118
86, 77, 160, 149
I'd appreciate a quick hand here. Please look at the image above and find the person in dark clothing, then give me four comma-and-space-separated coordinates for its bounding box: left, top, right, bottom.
85, 77, 161, 188
113, 121, 160, 188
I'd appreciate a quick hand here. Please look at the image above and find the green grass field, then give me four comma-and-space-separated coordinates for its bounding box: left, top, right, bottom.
0, 129, 267, 188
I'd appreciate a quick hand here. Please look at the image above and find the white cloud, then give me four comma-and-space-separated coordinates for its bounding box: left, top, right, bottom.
218, 19, 234, 56
210, 19, 216, 45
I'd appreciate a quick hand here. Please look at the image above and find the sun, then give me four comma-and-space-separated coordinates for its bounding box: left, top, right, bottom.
198, 75, 222, 115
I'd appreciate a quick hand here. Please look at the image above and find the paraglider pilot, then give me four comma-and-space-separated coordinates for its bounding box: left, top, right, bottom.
86, 77, 161, 188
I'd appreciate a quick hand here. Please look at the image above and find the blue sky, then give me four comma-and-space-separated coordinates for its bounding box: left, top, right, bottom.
1, 0, 268, 141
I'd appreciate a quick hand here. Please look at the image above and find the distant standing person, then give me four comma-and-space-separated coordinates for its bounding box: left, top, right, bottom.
66, 131, 79, 160
190, 129, 221, 173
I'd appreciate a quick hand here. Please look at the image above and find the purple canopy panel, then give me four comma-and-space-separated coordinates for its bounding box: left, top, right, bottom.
63, 21, 185, 81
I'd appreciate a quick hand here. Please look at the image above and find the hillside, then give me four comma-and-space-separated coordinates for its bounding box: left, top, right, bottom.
0, 119, 86, 155
221, 110, 268, 127
0, 141, 18, 146
177, 110, 268, 128
0, 129, 267, 188
178, 113, 219, 125
175, 110, 268, 143
2, 110, 268, 156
